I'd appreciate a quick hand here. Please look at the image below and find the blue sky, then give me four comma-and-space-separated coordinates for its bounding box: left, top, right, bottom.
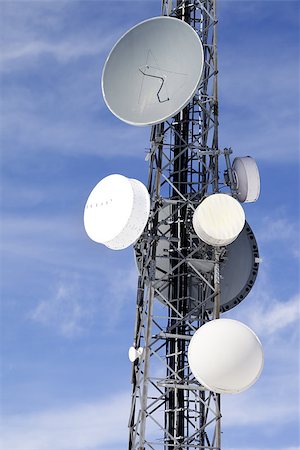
0, 1, 299, 449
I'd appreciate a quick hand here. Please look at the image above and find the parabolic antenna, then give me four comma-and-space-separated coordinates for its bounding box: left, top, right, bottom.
84, 174, 150, 250
206, 223, 260, 313
192, 193, 245, 246
188, 319, 264, 394
232, 156, 260, 203
135, 219, 259, 313
128, 346, 143, 363
102, 16, 204, 126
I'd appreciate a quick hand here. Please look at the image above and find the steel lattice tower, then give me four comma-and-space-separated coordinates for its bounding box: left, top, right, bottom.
127, 1, 239, 448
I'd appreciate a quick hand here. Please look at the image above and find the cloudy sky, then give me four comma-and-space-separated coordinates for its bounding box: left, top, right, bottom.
0, 1, 299, 450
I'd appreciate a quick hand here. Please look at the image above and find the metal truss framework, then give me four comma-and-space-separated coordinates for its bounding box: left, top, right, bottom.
128, 1, 237, 449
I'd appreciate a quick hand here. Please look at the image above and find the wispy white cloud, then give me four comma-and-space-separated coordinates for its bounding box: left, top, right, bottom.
102, 266, 138, 333
222, 371, 299, 428
223, 256, 300, 338
258, 215, 299, 246
3, 257, 300, 447
1, 0, 298, 163
220, 295, 299, 449
0, 37, 114, 67
0, 392, 131, 450
238, 293, 300, 337
0, 3, 298, 450
247, 208, 300, 260
221, 262, 299, 435
2, 108, 149, 159
0, 214, 86, 269
218, 6, 299, 163
0, 1, 150, 160
29, 278, 95, 338
1, 211, 139, 338
27, 265, 137, 338
1, 371, 298, 450
0, 2, 121, 70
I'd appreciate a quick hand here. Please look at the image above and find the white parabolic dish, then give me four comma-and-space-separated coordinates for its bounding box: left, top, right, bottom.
102, 16, 204, 126
232, 156, 260, 203
192, 193, 245, 246
84, 174, 150, 250
188, 319, 264, 394
128, 346, 143, 363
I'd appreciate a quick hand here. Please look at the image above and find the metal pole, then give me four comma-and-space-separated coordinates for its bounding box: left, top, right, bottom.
213, 248, 221, 450
139, 285, 155, 449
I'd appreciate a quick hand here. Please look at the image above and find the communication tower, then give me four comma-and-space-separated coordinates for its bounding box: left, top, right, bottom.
84, 1, 263, 449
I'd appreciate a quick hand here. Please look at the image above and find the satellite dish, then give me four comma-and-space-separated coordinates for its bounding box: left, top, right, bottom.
178, 224, 260, 313
128, 346, 143, 363
102, 16, 204, 126
192, 193, 245, 246
188, 319, 264, 394
84, 174, 150, 250
206, 223, 260, 313
232, 156, 260, 203
135, 205, 259, 312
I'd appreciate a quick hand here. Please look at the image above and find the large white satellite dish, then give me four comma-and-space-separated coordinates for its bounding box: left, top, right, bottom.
102, 16, 204, 126
232, 156, 260, 203
84, 174, 150, 250
192, 193, 245, 246
188, 319, 264, 394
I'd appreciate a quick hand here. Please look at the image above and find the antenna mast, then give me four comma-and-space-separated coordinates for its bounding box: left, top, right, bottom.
85, 0, 263, 447
128, 1, 223, 448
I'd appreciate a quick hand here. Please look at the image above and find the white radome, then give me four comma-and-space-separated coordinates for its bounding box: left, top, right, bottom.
128, 346, 143, 363
84, 174, 150, 250
102, 16, 204, 126
232, 156, 260, 203
188, 318, 264, 394
192, 193, 245, 246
